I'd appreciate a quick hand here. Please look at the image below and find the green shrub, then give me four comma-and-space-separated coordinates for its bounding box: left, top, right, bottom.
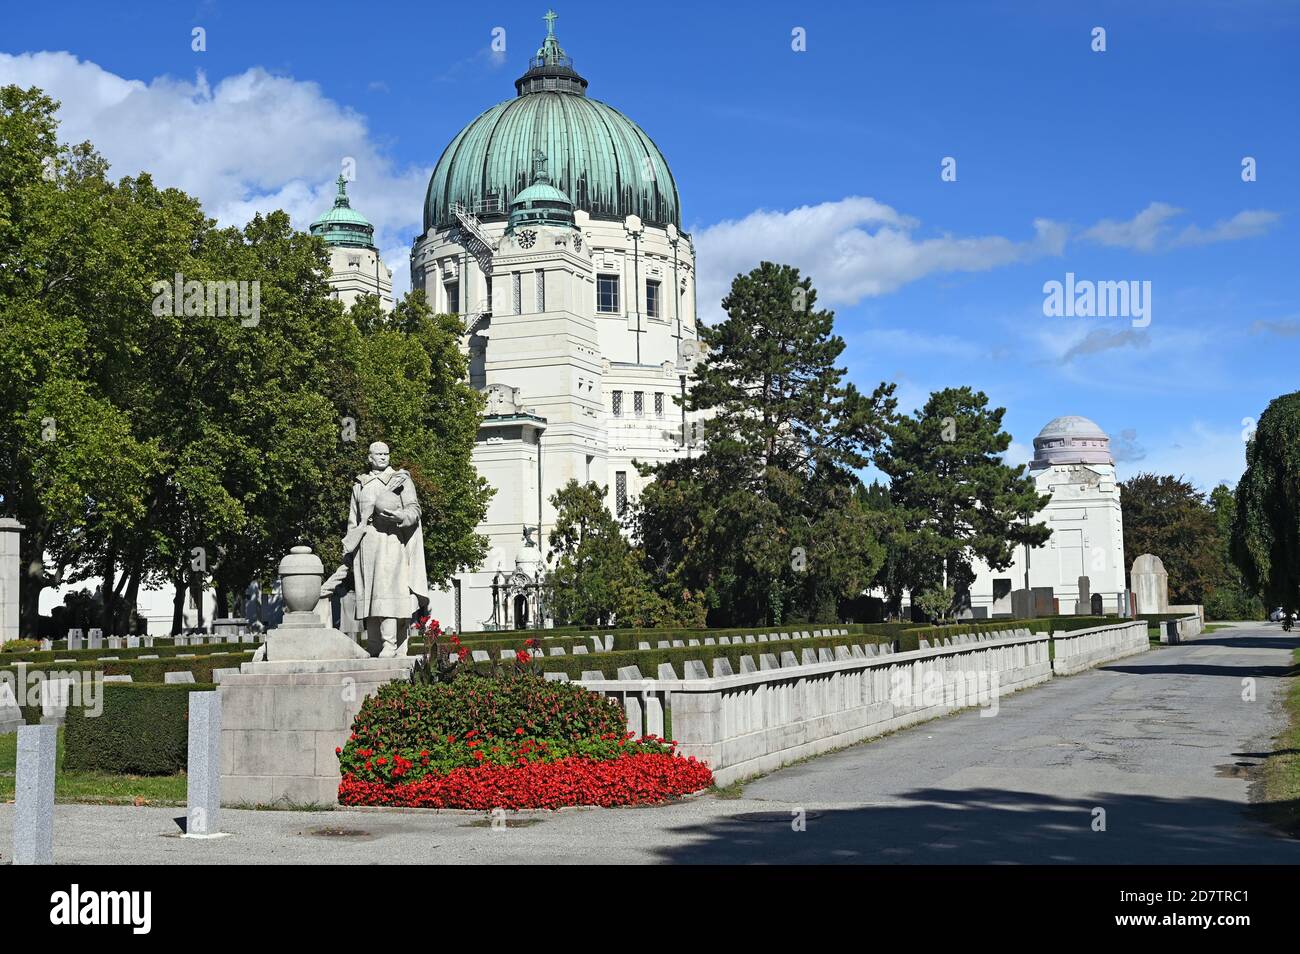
351, 675, 628, 754
63, 682, 215, 775
0, 638, 40, 654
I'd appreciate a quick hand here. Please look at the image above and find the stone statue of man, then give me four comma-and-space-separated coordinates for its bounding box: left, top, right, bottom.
325, 441, 430, 657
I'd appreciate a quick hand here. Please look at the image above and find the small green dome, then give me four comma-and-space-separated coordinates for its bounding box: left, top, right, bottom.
311, 176, 376, 248
423, 12, 679, 233
507, 158, 576, 233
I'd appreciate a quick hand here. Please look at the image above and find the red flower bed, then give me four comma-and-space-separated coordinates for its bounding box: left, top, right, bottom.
339, 751, 713, 810
337, 672, 713, 809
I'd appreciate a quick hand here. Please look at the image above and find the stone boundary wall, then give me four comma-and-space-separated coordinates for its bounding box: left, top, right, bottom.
577, 629, 1052, 788
1160, 614, 1203, 644
1049, 620, 1149, 675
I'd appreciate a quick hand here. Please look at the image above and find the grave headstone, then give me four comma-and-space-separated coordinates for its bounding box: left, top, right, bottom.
543, 672, 569, 682
683, 660, 708, 680
1075, 575, 1092, 617
1131, 554, 1169, 615
657, 662, 677, 680
103, 675, 133, 683
164, 671, 196, 684
39, 678, 73, 726
87, 628, 103, 649
759, 653, 779, 670
67, 629, 83, 650
712, 657, 734, 677
0, 680, 23, 733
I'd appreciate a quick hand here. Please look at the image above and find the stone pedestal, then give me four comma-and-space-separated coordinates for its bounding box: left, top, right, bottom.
219, 656, 414, 806
217, 544, 412, 806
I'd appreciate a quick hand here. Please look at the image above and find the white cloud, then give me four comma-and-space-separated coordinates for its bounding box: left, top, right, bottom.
1081, 201, 1280, 252
1002, 441, 1032, 469
692, 196, 1068, 322
0, 51, 427, 287
1172, 209, 1281, 247
1081, 202, 1183, 252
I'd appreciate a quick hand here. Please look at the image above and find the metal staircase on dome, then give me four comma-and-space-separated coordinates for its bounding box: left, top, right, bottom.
449, 202, 497, 277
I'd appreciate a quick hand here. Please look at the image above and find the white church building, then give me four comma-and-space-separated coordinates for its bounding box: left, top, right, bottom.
965, 415, 1128, 618
411, 14, 700, 631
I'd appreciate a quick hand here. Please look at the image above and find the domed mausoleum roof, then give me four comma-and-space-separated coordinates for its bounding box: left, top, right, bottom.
1031, 415, 1113, 468
423, 12, 680, 233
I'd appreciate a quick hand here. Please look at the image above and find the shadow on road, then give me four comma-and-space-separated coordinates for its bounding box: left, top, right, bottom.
1181, 634, 1300, 652
652, 788, 1300, 865
1103, 662, 1299, 678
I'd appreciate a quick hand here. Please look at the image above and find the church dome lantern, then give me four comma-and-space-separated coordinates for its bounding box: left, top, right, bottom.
310, 175, 377, 249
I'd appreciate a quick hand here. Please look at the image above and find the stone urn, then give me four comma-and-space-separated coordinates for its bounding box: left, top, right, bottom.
278, 545, 324, 614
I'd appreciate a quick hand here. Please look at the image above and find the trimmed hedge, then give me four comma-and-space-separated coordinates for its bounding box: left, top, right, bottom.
0, 650, 254, 686
413, 622, 881, 655
466, 631, 897, 681
0, 640, 250, 667
897, 616, 1119, 652
63, 682, 216, 775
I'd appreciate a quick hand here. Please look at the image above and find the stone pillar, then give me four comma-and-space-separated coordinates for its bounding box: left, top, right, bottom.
186, 691, 222, 836
0, 518, 24, 645
13, 724, 57, 864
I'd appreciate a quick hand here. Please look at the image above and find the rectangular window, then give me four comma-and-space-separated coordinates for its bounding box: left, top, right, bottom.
535, 269, 545, 312
597, 274, 620, 313
654, 392, 664, 418
512, 273, 522, 314
634, 391, 644, 418
611, 390, 623, 418
444, 281, 459, 313
615, 471, 628, 517
646, 279, 661, 318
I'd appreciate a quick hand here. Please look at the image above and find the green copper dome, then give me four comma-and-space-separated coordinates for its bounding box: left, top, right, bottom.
423, 12, 680, 233
311, 176, 376, 248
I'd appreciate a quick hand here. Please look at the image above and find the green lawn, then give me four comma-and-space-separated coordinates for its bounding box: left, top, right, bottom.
0, 728, 186, 805
1257, 648, 1300, 836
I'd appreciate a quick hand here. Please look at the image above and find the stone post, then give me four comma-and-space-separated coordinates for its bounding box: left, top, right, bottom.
13, 724, 57, 864
186, 691, 223, 836
0, 518, 23, 645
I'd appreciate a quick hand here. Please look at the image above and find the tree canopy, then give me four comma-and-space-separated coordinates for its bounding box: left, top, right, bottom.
0, 84, 489, 635
1231, 391, 1300, 611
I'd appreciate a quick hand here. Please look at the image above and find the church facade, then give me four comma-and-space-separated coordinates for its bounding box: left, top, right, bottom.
406, 15, 701, 631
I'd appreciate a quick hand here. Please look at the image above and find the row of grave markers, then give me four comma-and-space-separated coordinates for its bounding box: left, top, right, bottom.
46, 629, 259, 652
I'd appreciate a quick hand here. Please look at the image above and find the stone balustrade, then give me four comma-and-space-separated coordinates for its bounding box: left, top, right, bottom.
578, 629, 1054, 787
1049, 620, 1150, 675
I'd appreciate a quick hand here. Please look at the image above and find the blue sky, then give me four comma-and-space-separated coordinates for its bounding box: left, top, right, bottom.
3, 0, 1297, 490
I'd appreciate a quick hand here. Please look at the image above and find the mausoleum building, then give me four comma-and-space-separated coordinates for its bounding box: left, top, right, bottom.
966, 415, 1128, 617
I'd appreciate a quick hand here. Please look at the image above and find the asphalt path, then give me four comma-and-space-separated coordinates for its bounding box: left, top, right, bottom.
2, 622, 1296, 864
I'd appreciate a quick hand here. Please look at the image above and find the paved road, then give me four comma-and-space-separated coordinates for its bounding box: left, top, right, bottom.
2, 623, 1297, 864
